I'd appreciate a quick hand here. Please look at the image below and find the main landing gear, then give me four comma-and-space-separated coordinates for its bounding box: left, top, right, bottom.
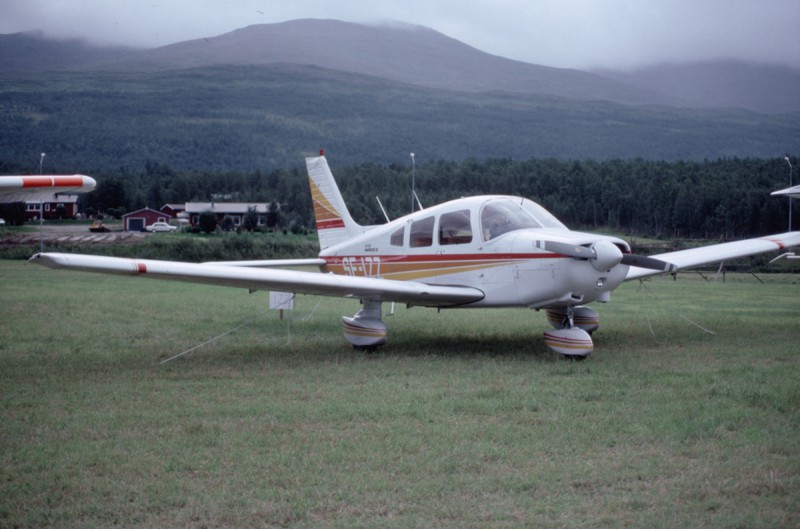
342, 299, 387, 351
543, 306, 599, 359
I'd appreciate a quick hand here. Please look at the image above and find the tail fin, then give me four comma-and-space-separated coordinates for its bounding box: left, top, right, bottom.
305, 152, 362, 250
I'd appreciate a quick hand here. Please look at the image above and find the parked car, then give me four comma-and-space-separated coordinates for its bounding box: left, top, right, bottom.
0, 218, 5, 226
145, 221, 177, 233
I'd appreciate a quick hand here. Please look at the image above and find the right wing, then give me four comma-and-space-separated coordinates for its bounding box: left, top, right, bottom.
30, 252, 484, 307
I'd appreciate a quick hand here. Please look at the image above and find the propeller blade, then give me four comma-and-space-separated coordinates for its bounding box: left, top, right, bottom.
621, 254, 676, 272
538, 239, 623, 271
538, 240, 596, 259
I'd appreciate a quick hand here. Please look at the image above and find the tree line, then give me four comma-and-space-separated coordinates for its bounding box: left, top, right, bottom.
43, 156, 798, 239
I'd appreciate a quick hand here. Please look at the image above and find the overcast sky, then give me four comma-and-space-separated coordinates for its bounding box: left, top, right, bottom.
1, 0, 798, 70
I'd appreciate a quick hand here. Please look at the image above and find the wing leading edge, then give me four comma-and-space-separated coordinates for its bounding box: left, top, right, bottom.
625, 231, 800, 281
30, 253, 484, 307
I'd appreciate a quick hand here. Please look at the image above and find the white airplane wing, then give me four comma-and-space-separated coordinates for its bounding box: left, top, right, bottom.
625, 231, 800, 281
0, 175, 96, 202
771, 185, 800, 199
29, 253, 485, 307
202, 258, 326, 268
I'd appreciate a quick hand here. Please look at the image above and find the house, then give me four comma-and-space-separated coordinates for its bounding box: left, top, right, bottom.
122, 207, 175, 232
160, 203, 185, 218
184, 202, 270, 228
25, 194, 80, 220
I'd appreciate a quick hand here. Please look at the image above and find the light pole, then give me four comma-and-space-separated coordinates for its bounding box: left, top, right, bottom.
785, 156, 793, 231
410, 153, 416, 213
38, 152, 46, 251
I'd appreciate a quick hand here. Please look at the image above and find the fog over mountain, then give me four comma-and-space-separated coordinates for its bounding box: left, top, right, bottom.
2, 19, 798, 113
0, 19, 797, 171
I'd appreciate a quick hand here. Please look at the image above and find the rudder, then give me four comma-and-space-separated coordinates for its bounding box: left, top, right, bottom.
305, 151, 362, 250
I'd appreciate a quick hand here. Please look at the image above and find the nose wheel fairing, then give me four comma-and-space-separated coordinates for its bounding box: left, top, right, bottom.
543, 305, 599, 357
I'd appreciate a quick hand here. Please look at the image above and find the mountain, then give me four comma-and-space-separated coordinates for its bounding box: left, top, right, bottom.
0, 20, 798, 172
0, 63, 796, 173
100, 19, 663, 106
596, 61, 800, 114
1, 20, 797, 112
0, 31, 132, 72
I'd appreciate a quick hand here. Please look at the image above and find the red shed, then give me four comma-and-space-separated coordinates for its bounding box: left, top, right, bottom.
123, 207, 174, 232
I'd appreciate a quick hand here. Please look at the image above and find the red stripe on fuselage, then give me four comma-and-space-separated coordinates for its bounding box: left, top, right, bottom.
323, 253, 563, 265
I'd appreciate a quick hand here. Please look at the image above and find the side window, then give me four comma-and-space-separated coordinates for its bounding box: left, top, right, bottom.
410, 216, 434, 247
439, 210, 473, 245
390, 226, 404, 246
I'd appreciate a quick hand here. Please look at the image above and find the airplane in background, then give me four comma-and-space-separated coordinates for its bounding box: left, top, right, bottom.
29, 152, 800, 358
771, 185, 800, 199
0, 174, 96, 203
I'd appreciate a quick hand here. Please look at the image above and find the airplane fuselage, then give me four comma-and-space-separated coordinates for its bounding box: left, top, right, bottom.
317, 195, 631, 309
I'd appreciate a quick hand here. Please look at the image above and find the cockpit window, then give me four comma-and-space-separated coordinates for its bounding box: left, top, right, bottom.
480, 198, 566, 241
439, 209, 472, 245
520, 199, 566, 229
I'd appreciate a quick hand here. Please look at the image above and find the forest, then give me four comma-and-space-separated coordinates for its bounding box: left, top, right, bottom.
1, 65, 798, 173
15, 155, 791, 241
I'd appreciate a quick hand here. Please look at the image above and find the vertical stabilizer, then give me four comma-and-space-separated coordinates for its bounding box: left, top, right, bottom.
306, 152, 362, 250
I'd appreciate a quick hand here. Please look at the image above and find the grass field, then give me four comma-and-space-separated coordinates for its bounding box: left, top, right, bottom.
1, 260, 798, 528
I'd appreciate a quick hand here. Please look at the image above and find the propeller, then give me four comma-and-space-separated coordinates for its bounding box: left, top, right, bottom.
537, 240, 676, 272
620, 253, 676, 272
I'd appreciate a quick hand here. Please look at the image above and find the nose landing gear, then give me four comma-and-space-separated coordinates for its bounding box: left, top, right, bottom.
543, 306, 598, 359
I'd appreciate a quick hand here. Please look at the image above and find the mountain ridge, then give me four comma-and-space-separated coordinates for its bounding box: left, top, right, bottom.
102, 19, 663, 105
2, 19, 797, 113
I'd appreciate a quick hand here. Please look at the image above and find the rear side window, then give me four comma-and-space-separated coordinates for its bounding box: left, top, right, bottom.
390, 227, 404, 246
439, 210, 472, 245
410, 216, 434, 247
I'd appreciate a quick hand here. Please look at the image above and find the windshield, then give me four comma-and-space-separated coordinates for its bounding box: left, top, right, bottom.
480, 198, 566, 241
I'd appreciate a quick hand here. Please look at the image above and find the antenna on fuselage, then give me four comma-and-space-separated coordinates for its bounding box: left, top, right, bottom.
375, 196, 390, 222
410, 152, 416, 213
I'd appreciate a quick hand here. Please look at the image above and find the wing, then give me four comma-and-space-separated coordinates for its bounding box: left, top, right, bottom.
0, 175, 96, 202
625, 231, 800, 281
30, 252, 484, 307
202, 258, 326, 268
771, 185, 800, 198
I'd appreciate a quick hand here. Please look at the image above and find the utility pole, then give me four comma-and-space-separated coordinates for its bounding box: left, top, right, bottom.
785, 156, 793, 231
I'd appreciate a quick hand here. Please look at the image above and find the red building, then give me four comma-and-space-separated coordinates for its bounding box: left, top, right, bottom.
122, 207, 175, 232
25, 194, 80, 220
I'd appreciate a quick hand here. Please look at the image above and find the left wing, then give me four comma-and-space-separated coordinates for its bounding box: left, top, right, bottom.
625, 231, 800, 281
30, 253, 484, 307
202, 258, 326, 268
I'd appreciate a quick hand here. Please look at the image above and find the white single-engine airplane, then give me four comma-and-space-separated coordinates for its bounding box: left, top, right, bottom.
29, 152, 800, 358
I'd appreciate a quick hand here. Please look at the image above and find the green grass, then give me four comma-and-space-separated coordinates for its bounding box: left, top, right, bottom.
1, 261, 798, 528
